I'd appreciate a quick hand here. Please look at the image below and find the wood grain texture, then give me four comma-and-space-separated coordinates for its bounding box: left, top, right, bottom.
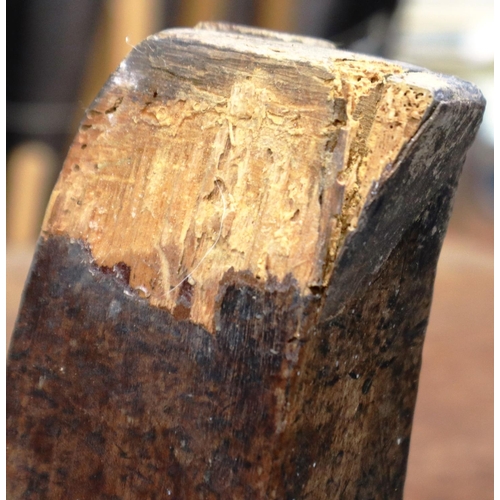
7, 24, 485, 499
41, 25, 432, 332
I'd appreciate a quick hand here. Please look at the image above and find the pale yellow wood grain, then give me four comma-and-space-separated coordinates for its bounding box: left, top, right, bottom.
41, 28, 432, 333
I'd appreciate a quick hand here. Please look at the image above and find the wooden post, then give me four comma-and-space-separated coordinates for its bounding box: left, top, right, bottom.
7, 24, 484, 499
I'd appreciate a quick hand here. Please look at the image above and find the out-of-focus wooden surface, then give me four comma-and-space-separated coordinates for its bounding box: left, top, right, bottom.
6, 224, 493, 498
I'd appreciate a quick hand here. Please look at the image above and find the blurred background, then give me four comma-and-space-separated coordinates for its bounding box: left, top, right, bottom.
6, 0, 493, 498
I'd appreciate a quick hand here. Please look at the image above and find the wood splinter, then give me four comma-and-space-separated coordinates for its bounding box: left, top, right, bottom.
7, 23, 485, 499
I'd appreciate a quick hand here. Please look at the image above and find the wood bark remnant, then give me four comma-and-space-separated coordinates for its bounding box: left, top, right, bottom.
7, 24, 484, 499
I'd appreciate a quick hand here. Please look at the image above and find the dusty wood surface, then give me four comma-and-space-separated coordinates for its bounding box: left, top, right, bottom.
7, 24, 484, 499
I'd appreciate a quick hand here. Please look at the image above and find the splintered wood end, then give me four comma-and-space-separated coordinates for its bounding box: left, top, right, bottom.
43, 26, 433, 332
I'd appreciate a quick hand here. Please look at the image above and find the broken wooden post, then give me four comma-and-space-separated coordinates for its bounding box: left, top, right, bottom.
7, 23, 484, 499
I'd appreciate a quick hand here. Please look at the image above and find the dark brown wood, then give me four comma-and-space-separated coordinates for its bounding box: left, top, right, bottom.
7, 24, 484, 499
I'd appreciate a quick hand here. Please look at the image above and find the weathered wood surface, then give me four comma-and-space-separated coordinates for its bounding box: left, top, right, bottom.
7, 24, 484, 499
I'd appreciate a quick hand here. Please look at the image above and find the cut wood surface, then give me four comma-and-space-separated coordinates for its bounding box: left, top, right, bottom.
7, 24, 484, 499
43, 24, 433, 333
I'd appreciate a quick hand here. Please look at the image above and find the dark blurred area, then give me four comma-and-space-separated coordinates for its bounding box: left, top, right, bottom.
6, 1, 493, 499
